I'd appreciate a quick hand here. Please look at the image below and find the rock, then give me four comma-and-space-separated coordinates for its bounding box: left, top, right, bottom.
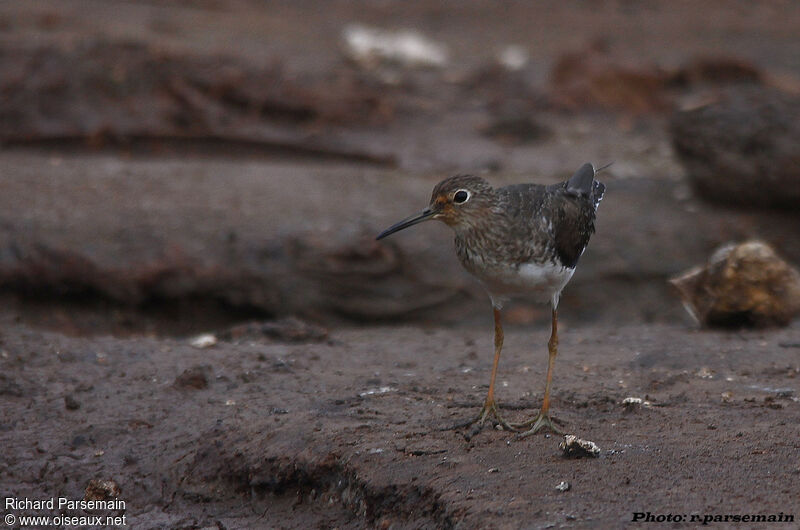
174, 365, 212, 390
559, 435, 600, 459
551, 43, 767, 115
4, 154, 800, 329
555, 481, 571, 492
669, 56, 763, 86
84, 479, 121, 501
671, 88, 800, 209
190, 334, 217, 349
621, 397, 652, 410
0, 40, 396, 157
64, 394, 81, 410
497, 46, 529, 72
343, 24, 449, 68
670, 240, 800, 327
549, 42, 671, 113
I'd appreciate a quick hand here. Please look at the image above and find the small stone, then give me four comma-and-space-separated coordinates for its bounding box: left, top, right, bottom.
622, 396, 652, 411
487, 467, 499, 473
343, 24, 449, 68
64, 394, 80, 410
497, 45, 529, 71
560, 435, 601, 459
555, 481, 571, 492
174, 365, 211, 390
84, 479, 121, 501
622, 397, 643, 407
190, 333, 217, 349
696, 367, 714, 379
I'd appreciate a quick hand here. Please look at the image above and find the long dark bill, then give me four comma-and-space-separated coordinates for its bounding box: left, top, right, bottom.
376, 208, 436, 240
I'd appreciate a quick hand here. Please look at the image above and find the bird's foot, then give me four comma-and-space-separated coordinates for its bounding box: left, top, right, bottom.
513, 412, 564, 437
445, 400, 517, 438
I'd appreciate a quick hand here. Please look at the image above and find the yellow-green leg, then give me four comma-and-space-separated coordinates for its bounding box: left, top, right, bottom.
450, 308, 516, 434
516, 306, 563, 436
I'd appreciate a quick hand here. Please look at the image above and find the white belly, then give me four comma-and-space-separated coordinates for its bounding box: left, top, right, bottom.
479, 261, 575, 309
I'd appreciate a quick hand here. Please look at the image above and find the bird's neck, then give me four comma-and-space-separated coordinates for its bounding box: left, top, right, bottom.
452, 209, 508, 261
451, 207, 504, 239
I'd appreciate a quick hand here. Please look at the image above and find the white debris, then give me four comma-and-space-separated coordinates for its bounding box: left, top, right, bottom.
560, 435, 601, 458
622, 397, 652, 408
696, 367, 713, 379
343, 24, 448, 68
358, 386, 397, 397
190, 333, 217, 349
555, 481, 571, 492
498, 45, 528, 71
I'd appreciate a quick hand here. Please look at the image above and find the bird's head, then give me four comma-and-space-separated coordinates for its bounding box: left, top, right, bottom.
376, 175, 496, 240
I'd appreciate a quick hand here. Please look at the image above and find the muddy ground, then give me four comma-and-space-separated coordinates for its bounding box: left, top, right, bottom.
2, 320, 800, 528
2, 1, 800, 528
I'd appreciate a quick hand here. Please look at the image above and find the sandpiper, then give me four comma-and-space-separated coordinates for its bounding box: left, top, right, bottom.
376, 163, 606, 436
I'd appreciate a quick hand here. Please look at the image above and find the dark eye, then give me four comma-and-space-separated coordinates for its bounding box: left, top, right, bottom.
453, 190, 470, 204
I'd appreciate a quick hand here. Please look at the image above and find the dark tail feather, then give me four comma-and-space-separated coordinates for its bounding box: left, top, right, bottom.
567, 162, 608, 210
566, 163, 596, 196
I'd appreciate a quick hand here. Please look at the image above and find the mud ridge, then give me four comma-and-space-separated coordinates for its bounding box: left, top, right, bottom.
191, 450, 458, 528
2, 136, 397, 166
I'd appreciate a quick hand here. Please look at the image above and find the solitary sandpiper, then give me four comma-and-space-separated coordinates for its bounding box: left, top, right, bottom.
376, 163, 606, 436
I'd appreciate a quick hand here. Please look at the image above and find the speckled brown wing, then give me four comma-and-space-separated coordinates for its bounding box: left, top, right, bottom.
495, 183, 553, 263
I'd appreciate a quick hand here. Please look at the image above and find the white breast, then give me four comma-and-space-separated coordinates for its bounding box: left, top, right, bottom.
481, 262, 575, 309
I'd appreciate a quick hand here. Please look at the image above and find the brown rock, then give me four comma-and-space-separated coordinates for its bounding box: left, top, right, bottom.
671, 88, 800, 209
670, 241, 800, 328
670, 56, 763, 86
174, 365, 212, 390
84, 479, 121, 501
559, 435, 600, 459
64, 394, 81, 410
551, 42, 767, 115
549, 43, 671, 113
4, 154, 800, 329
0, 40, 395, 159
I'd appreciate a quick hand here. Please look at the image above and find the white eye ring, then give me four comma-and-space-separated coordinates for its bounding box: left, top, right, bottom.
453, 189, 470, 204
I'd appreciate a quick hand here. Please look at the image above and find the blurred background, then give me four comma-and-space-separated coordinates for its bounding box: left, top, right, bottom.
1, 0, 799, 336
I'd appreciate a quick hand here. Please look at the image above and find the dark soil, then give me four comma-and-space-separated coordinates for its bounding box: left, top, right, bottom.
2, 319, 799, 527
2, 1, 800, 528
